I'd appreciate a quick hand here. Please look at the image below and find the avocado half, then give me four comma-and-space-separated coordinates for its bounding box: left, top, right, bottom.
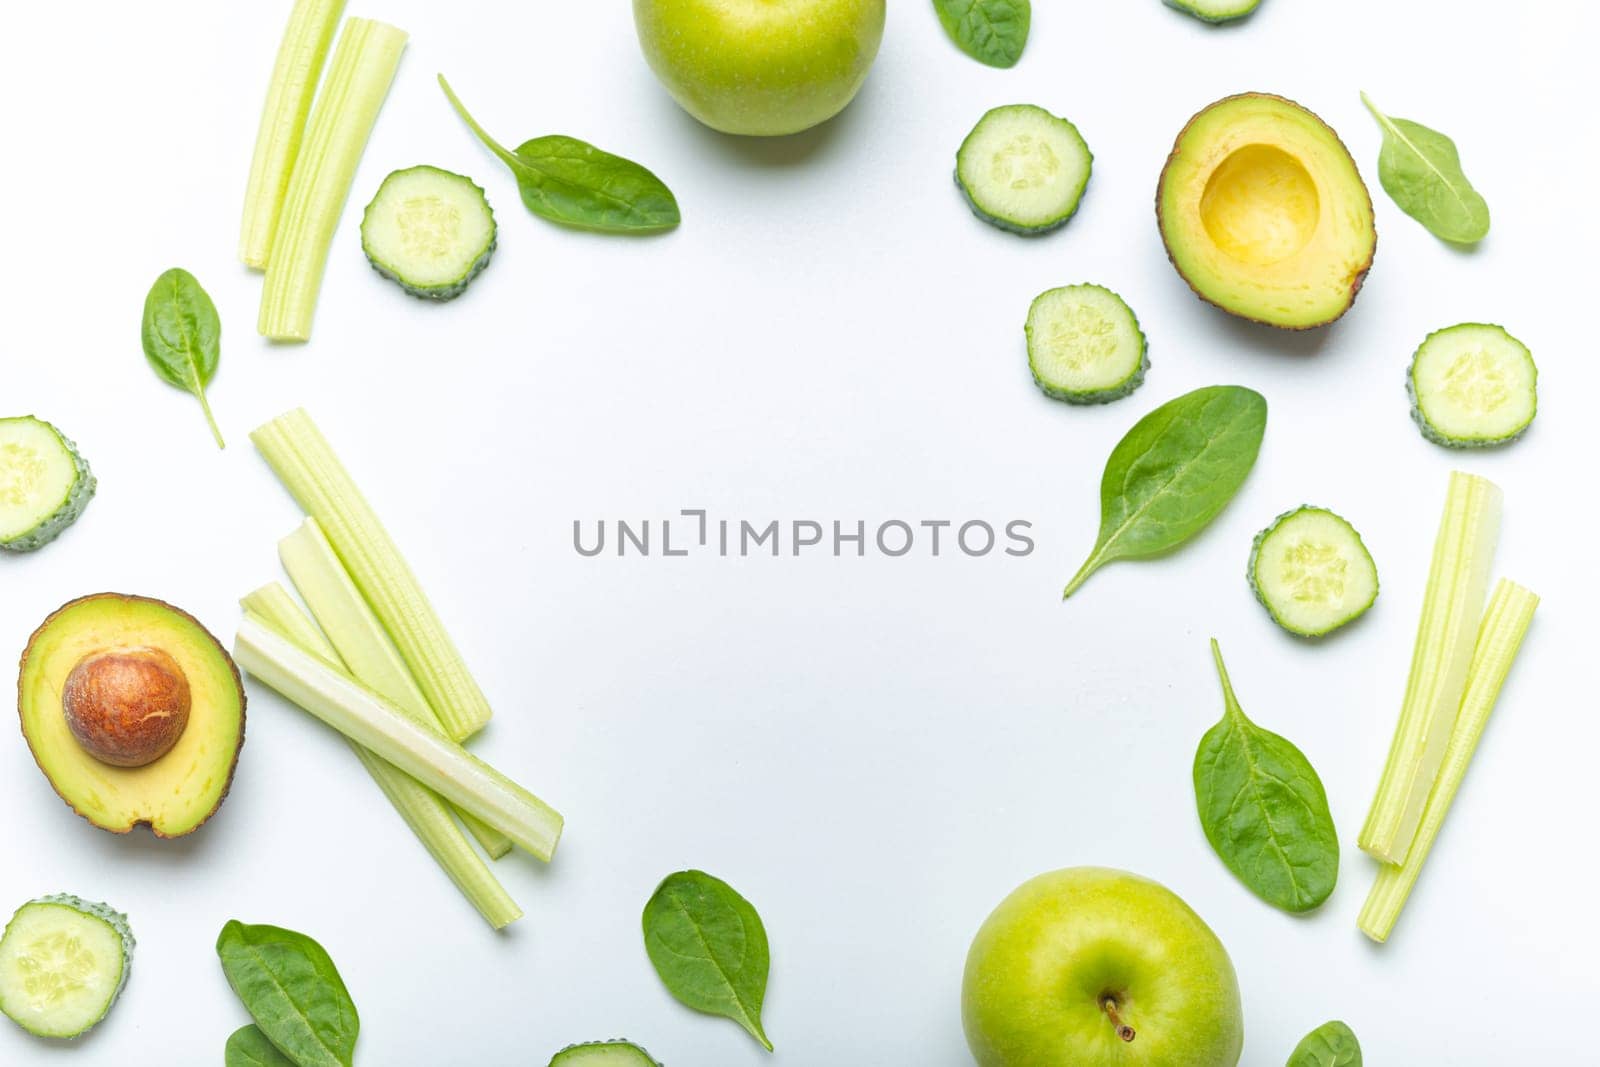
17, 594, 245, 837
1157, 93, 1376, 329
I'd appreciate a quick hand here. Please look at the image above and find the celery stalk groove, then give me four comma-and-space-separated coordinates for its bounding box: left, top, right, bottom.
279, 519, 513, 859
252, 408, 494, 741
1359, 472, 1501, 863
240, 586, 522, 929
259, 18, 407, 341
239, 0, 347, 269
234, 616, 562, 861
1359, 580, 1538, 942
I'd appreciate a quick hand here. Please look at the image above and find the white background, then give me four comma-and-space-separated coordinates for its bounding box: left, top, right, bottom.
3, 1, 1596, 1063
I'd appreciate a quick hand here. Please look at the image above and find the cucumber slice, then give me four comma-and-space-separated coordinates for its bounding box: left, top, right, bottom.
1407, 323, 1536, 448
0, 895, 133, 1039
1025, 284, 1149, 404
361, 165, 496, 301
0, 416, 95, 552
549, 1040, 662, 1066
955, 104, 1092, 235
1164, 0, 1263, 22
1249, 507, 1378, 637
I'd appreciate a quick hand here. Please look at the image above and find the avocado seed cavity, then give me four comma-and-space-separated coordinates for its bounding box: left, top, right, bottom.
61, 647, 191, 767
1200, 144, 1320, 266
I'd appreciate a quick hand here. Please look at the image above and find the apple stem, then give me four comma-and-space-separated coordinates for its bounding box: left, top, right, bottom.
1100, 996, 1136, 1043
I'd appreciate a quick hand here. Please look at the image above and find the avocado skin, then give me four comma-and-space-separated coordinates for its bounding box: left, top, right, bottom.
16, 593, 246, 838
1156, 92, 1377, 331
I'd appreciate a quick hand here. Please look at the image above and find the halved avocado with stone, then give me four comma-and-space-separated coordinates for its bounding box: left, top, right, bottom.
1157, 93, 1376, 329
18, 594, 245, 837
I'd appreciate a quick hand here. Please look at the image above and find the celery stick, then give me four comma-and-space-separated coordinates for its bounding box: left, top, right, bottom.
240, 586, 522, 929
235, 616, 563, 861
241, 583, 341, 663
279, 519, 513, 860
259, 17, 407, 341
1359, 579, 1538, 942
252, 408, 494, 741
239, 0, 348, 269
1359, 472, 1501, 863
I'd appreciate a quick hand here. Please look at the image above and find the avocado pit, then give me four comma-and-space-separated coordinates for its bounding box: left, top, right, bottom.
62, 647, 191, 768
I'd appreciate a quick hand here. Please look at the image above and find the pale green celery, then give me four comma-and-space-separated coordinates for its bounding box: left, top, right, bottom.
241, 583, 341, 662
1360, 472, 1501, 863
252, 408, 493, 741
279, 519, 513, 860
239, 0, 347, 269
235, 616, 563, 861
1359, 579, 1538, 942
259, 17, 407, 341
239, 586, 522, 929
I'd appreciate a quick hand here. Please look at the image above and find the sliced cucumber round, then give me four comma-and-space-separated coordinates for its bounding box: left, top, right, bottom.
361, 166, 496, 301
0, 895, 133, 1039
1025, 284, 1149, 404
955, 105, 1092, 235
550, 1040, 662, 1066
1407, 323, 1536, 448
0, 416, 95, 553
1249, 506, 1378, 637
1164, 0, 1263, 22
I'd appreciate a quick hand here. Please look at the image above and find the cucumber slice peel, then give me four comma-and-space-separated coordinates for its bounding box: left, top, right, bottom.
1164, 0, 1263, 22
550, 1040, 662, 1066
0, 895, 133, 1039
955, 104, 1092, 234
1248, 506, 1378, 637
1025, 284, 1148, 403
362, 166, 496, 301
1407, 323, 1536, 448
0, 416, 95, 552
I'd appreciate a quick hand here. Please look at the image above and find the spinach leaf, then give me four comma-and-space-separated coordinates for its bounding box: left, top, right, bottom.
439, 75, 680, 233
1288, 1019, 1362, 1066
216, 921, 359, 1067
642, 870, 773, 1051
1361, 93, 1490, 244
1063, 385, 1266, 597
225, 1025, 296, 1067
933, 0, 1031, 68
1194, 640, 1339, 913
140, 267, 225, 448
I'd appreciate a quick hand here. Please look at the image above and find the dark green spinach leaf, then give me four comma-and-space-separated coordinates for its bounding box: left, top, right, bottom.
1361, 93, 1490, 244
933, 0, 1031, 68
439, 75, 680, 233
225, 1024, 296, 1067
1288, 1019, 1362, 1066
642, 870, 773, 1051
216, 921, 359, 1067
141, 267, 225, 448
1194, 640, 1339, 913
1064, 385, 1267, 597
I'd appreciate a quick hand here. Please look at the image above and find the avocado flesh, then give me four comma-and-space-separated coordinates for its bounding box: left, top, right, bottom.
18, 594, 244, 837
1158, 93, 1376, 329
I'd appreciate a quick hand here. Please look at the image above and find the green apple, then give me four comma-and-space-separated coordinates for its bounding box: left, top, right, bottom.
631, 0, 887, 136
962, 867, 1243, 1067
